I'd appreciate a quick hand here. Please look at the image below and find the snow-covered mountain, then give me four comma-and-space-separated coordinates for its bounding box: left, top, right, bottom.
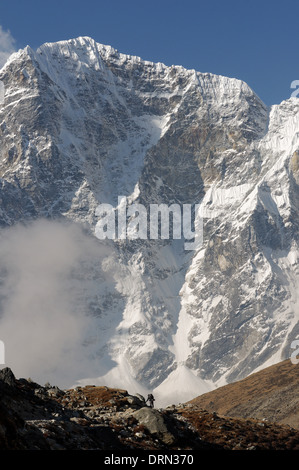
0, 37, 299, 406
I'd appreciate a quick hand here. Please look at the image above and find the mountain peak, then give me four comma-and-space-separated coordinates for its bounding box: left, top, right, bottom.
0, 37, 298, 406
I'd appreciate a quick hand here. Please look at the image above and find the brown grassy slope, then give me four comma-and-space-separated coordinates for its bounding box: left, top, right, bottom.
187, 359, 299, 429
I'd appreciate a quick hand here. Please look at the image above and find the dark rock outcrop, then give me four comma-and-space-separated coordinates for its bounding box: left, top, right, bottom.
1, 367, 299, 451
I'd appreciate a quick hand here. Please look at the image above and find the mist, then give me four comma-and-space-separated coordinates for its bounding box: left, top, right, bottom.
0, 218, 116, 389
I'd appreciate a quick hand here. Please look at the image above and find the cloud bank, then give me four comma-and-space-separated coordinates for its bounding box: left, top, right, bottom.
0, 219, 115, 388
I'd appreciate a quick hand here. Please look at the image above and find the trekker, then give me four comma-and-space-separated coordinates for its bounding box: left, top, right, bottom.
146, 393, 155, 408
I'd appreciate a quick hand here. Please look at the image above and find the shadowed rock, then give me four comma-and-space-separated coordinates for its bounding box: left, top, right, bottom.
133, 407, 175, 444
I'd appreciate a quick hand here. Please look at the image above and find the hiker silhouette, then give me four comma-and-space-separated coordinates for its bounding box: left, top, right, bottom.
146, 393, 155, 408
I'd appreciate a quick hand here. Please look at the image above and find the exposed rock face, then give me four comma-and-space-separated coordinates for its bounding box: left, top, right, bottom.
0, 37, 299, 403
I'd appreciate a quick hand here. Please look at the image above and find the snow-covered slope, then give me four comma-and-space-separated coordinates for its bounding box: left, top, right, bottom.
0, 37, 299, 406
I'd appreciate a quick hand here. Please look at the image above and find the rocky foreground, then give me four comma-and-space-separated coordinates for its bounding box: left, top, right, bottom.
1, 367, 299, 451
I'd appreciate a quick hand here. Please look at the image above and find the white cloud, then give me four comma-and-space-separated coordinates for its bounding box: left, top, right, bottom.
0, 219, 116, 388
0, 25, 16, 69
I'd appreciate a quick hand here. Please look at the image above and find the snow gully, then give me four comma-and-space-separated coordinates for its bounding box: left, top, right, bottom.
95, 196, 203, 251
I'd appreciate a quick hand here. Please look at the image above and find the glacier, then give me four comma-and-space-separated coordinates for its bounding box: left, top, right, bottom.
0, 37, 299, 406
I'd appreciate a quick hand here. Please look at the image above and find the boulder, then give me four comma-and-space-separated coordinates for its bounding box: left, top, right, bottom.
0, 367, 16, 387
126, 395, 145, 408
132, 407, 175, 445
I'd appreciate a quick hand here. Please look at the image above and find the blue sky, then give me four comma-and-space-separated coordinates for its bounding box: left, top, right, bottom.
0, 0, 298, 105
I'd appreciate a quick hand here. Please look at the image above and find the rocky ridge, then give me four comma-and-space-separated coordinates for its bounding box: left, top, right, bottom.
1, 367, 299, 451
188, 359, 299, 430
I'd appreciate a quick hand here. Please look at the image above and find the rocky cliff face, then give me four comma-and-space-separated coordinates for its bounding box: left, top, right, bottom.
0, 37, 299, 405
